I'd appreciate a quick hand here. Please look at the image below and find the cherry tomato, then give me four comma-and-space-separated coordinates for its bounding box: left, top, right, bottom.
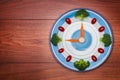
58, 26, 64, 32
66, 55, 72, 62
91, 55, 97, 62
98, 26, 105, 32
91, 18, 97, 24
58, 48, 64, 53
65, 18, 71, 24
98, 48, 104, 53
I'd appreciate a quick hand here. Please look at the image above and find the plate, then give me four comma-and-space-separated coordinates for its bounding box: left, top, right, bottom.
50, 8, 113, 71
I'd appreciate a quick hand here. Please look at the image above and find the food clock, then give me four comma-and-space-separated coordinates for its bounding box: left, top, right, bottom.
50, 9, 113, 71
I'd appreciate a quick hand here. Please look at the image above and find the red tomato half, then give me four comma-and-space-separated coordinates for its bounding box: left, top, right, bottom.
91, 18, 97, 24
58, 26, 65, 32
58, 48, 64, 53
98, 48, 104, 53
66, 55, 72, 62
98, 26, 105, 32
65, 18, 71, 24
91, 55, 97, 62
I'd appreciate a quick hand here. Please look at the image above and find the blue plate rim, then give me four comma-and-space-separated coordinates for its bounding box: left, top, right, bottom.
49, 8, 114, 72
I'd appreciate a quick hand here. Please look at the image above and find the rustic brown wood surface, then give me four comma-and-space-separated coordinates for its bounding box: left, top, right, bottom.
0, 0, 120, 80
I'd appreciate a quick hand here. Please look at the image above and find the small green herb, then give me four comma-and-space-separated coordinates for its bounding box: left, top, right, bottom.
50, 33, 62, 46
75, 9, 89, 21
74, 59, 90, 71
100, 34, 112, 47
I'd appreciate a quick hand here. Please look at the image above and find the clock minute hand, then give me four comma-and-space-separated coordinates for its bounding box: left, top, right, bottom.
80, 23, 84, 38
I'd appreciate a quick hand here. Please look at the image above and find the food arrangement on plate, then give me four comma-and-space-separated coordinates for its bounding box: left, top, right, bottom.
50, 8, 113, 71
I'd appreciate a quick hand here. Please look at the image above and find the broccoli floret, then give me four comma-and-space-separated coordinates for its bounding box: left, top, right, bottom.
74, 59, 90, 71
100, 34, 112, 47
50, 33, 62, 46
75, 9, 89, 21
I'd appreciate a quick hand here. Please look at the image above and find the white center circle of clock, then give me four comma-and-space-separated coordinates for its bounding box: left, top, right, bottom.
62, 22, 100, 59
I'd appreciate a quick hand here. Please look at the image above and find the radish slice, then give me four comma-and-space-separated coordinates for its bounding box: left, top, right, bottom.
91, 18, 97, 24
65, 18, 71, 24
66, 55, 72, 62
58, 48, 64, 53
91, 55, 97, 62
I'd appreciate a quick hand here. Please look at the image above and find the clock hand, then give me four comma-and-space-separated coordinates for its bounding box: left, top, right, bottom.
79, 23, 85, 43
66, 39, 79, 42
80, 23, 84, 38
66, 23, 85, 43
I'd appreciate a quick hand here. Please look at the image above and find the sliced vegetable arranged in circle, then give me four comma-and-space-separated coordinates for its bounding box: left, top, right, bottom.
98, 48, 104, 53
98, 26, 105, 32
58, 26, 65, 32
58, 48, 64, 53
66, 55, 72, 62
91, 55, 97, 62
91, 18, 97, 24
65, 18, 71, 24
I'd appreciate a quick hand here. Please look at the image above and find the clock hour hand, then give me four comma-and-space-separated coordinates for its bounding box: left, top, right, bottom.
66, 39, 79, 42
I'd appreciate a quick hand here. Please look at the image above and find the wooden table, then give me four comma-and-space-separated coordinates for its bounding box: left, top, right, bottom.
0, 0, 120, 80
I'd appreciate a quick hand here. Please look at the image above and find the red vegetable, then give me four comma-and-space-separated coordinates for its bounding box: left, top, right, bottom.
66, 55, 72, 62
58, 48, 64, 53
98, 26, 105, 32
98, 48, 104, 53
91, 55, 97, 62
91, 18, 97, 24
58, 26, 64, 32
65, 18, 71, 24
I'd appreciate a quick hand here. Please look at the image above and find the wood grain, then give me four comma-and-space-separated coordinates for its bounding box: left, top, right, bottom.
0, 0, 120, 20
0, 63, 119, 80
0, 0, 120, 80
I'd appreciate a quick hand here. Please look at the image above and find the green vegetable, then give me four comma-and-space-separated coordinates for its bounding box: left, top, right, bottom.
100, 34, 112, 47
50, 33, 62, 46
74, 59, 90, 71
75, 9, 89, 21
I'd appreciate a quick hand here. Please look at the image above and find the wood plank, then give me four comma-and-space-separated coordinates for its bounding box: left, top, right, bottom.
0, 20, 55, 62
0, 0, 120, 80
0, 63, 119, 80
0, 20, 120, 63
0, 0, 120, 19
